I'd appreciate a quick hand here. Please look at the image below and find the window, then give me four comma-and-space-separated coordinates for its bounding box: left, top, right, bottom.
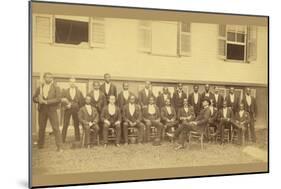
178, 22, 191, 56
89, 17, 106, 48
138, 20, 152, 53
34, 14, 53, 43
218, 24, 257, 62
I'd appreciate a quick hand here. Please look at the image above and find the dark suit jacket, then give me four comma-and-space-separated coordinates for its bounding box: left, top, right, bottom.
62, 87, 84, 111
33, 83, 61, 112
208, 107, 218, 124
217, 107, 233, 121
142, 105, 160, 121
241, 95, 257, 116
160, 106, 177, 122
157, 93, 172, 109
138, 89, 155, 108
78, 106, 99, 126
100, 82, 117, 99
188, 92, 202, 116
233, 111, 250, 125
195, 107, 211, 127
100, 105, 121, 123
225, 94, 240, 113
172, 91, 187, 109
177, 107, 195, 122
213, 93, 224, 110
88, 90, 107, 113
122, 104, 142, 123
117, 91, 136, 109
201, 92, 215, 102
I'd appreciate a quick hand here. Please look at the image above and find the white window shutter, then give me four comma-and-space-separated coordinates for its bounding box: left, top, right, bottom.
90, 17, 106, 48
218, 24, 226, 60
247, 26, 257, 62
179, 22, 191, 56
35, 14, 53, 43
138, 20, 152, 53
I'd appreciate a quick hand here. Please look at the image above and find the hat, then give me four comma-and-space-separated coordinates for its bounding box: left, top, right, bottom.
202, 98, 211, 105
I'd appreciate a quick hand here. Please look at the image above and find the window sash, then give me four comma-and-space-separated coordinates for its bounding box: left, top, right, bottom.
178, 22, 191, 56
89, 17, 106, 48
34, 14, 53, 43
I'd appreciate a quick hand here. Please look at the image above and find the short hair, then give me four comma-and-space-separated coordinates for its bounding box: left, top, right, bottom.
43, 72, 52, 78
104, 73, 111, 77
69, 76, 76, 82
193, 84, 199, 88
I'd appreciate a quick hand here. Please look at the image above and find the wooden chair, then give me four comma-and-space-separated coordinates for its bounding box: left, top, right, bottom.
188, 131, 205, 150
216, 128, 231, 143
128, 127, 138, 144
231, 123, 250, 145
81, 127, 100, 148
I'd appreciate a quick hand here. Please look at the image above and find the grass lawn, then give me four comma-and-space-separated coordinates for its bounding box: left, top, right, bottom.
32, 128, 268, 175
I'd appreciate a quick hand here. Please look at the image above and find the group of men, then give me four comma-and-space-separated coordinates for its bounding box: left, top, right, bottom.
33, 72, 257, 152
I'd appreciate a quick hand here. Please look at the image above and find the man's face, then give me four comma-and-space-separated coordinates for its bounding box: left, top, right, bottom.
69, 78, 75, 88
214, 87, 219, 94
210, 99, 214, 106
165, 99, 171, 106
109, 96, 116, 104
163, 87, 168, 94
123, 83, 129, 90
239, 104, 244, 111
44, 74, 52, 84
230, 88, 234, 94
178, 84, 183, 91
223, 101, 227, 108
246, 88, 251, 95
104, 74, 111, 83
129, 96, 135, 104
145, 81, 151, 89
205, 84, 210, 92
149, 97, 154, 105
93, 82, 100, 90
183, 99, 188, 106
85, 96, 91, 104
202, 100, 208, 108
194, 86, 199, 93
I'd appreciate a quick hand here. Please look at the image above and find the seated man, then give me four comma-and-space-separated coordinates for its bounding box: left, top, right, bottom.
207, 99, 218, 141
101, 95, 122, 147
166, 98, 195, 150
122, 95, 145, 145
231, 103, 250, 145
167, 98, 211, 150
142, 96, 164, 144
160, 98, 178, 137
78, 95, 99, 148
217, 100, 233, 144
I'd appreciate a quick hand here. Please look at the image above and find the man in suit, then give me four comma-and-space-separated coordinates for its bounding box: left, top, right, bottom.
213, 86, 224, 110
100, 73, 117, 101
101, 95, 122, 147
78, 95, 99, 148
217, 100, 233, 144
160, 98, 178, 137
167, 98, 211, 150
142, 96, 164, 143
207, 99, 218, 141
241, 88, 257, 143
157, 87, 172, 109
32, 72, 63, 152
188, 84, 202, 117
88, 81, 107, 113
231, 103, 250, 145
138, 81, 154, 109
202, 84, 215, 102
166, 98, 195, 149
122, 95, 145, 145
117, 82, 136, 110
173, 83, 187, 113
225, 87, 240, 114
61, 77, 84, 143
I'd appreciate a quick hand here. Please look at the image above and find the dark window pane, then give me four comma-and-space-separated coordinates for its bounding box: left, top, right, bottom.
55, 18, 88, 45
227, 44, 245, 61
237, 33, 245, 43
227, 32, 236, 41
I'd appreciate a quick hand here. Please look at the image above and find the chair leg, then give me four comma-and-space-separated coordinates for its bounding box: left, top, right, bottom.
200, 135, 204, 150
81, 129, 85, 147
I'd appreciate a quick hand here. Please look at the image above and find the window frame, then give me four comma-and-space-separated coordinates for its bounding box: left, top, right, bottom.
178, 22, 191, 57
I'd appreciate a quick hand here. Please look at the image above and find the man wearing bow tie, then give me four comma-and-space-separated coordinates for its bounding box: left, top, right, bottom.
138, 81, 155, 109
100, 73, 117, 101
78, 95, 99, 148
173, 83, 187, 113
32, 72, 62, 152
225, 87, 239, 114
117, 82, 136, 111
157, 87, 172, 109
202, 84, 215, 102
188, 85, 202, 117
88, 81, 107, 113
61, 77, 84, 143
160, 98, 178, 138
213, 86, 224, 110
241, 88, 257, 143
217, 100, 233, 144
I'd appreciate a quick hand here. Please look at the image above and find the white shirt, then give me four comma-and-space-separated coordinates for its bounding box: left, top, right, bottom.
194, 93, 198, 104
178, 91, 182, 98
93, 90, 100, 101
184, 106, 189, 113
144, 88, 149, 97
85, 105, 92, 115
163, 94, 168, 101
166, 106, 172, 115
69, 87, 76, 100
215, 93, 219, 103
108, 104, 116, 115
105, 83, 111, 94
223, 108, 227, 118
42, 83, 51, 99
210, 106, 214, 115
230, 94, 235, 103
129, 103, 135, 116
123, 90, 129, 100
246, 95, 252, 105
239, 110, 244, 118
148, 104, 156, 114
205, 92, 210, 97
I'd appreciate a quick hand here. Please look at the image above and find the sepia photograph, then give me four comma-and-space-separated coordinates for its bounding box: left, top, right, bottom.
29, 1, 269, 188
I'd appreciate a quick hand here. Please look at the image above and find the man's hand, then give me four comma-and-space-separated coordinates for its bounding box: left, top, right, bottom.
115, 121, 121, 125
104, 119, 110, 125
131, 122, 137, 126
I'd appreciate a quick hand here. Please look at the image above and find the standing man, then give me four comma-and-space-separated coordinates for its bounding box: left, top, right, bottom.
157, 87, 172, 109
173, 83, 187, 113
101, 95, 122, 147
122, 95, 145, 145
225, 87, 240, 114
241, 88, 257, 143
117, 82, 135, 110
167, 98, 211, 150
138, 81, 154, 109
61, 77, 84, 143
213, 86, 224, 110
142, 97, 164, 143
78, 95, 99, 148
188, 85, 202, 117
217, 100, 233, 144
88, 81, 107, 113
32, 72, 63, 152
160, 98, 178, 136
201, 84, 215, 102
100, 73, 117, 101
